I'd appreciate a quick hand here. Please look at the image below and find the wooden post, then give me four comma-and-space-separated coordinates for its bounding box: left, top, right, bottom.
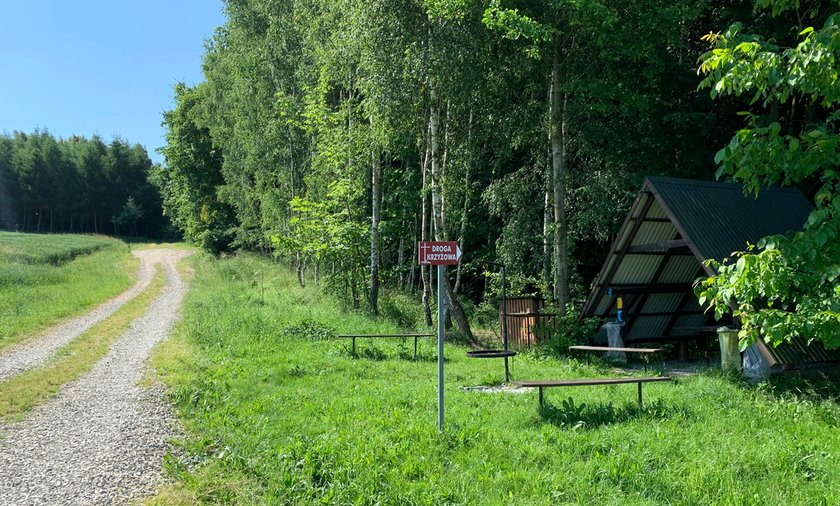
637, 382, 643, 407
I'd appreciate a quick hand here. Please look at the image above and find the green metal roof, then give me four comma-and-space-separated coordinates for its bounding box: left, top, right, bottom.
645, 176, 812, 262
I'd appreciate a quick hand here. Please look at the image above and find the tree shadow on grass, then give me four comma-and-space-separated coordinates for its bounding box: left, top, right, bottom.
711, 365, 840, 404
341, 343, 449, 363
538, 397, 690, 429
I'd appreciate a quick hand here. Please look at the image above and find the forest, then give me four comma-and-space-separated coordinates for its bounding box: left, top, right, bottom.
152, 0, 839, 345
0, 131, 167, 237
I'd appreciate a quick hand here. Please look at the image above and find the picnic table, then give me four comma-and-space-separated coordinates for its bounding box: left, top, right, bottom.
568, 345, 663, 372
514, 376, 672, 408
335, 333, 434, 359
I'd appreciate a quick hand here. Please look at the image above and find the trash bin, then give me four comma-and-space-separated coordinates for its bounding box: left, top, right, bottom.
717, 327, 741, 371
604, 322, 627, 363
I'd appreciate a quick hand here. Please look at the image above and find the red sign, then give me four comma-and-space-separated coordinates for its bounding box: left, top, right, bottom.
418, 241, 462, 265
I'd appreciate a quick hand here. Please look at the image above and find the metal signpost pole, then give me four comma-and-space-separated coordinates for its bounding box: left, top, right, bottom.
418, 240, 461, 433
437, 264, 445, 432
501, 264, 509, 383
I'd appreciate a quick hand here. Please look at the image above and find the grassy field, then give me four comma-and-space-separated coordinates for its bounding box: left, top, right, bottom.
152, 253, 840, 505
0, 232, 137, 349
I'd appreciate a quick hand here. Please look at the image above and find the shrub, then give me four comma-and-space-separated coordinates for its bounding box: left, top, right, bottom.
278, 319, 335, 340
534, 304, 601, 358
378, 293, 424, 329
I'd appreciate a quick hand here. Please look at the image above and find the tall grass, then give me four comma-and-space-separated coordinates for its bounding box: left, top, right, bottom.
0, 232, 136, 348
152, 253, 840, 505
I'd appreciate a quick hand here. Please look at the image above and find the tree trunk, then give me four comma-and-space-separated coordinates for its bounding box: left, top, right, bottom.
350, 267, 360, 309
409, 230, 417, 294
420, 131, 434, 327
543, 145, 552, 294
454, 106, 473, 295
429, 96, 474, 341
369, 150, 381, 316
296, 252, 305, 287
550, 44, 570, 315
397, 236, 405, 291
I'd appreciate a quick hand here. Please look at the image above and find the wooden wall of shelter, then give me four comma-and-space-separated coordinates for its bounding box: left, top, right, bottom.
502, 297, 555, 349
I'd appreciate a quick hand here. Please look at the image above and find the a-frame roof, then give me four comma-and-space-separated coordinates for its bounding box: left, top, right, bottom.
646, 176, 812, 263
581, 176, 833, 365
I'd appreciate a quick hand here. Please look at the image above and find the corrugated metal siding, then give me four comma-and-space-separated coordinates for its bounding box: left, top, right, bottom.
627, 316, 670, 339
682, 296, 704, 313
631, 221, 676, 245
658, 256, 701, 284
640, 293, 681, 314
595, 295, 612, 316
612, 255, 661, 284
646, 199, 668, 220
669, 314, 709, 334
762, 337, 840, 364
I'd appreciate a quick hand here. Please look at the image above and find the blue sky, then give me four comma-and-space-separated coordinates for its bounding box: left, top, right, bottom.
0, 1, 226, 163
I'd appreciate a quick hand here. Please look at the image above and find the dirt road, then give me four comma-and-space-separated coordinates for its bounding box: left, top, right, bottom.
0, 248, 192, 504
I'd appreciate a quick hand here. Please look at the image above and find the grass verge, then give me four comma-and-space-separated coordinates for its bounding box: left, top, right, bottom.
0, 232, 137, 350
0, 266, 165, 421
152, 253, 840, 505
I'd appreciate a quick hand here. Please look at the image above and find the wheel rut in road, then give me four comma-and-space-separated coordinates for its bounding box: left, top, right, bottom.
0, 249, 162, 381
0, 248, 192, 505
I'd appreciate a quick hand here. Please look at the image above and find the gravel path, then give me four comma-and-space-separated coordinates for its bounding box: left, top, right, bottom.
0, 248, 192, 505
0, 249, 162, 381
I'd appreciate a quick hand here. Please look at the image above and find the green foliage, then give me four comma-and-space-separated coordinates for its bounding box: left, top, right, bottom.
0, 130, 166, 237
278, 319, 335, 340
157, 0, 734, 314
535, 304, 602, 358
152, 83, 236, 254
110, 196, 145, 236
153, 253, 840, 504
697, 2, 840, 349
379, 292, 428, 329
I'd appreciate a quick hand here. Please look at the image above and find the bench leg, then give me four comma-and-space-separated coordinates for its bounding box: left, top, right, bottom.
414, 336, 418, 360
352, 337, 356, 358
638, 382, 643, 407
539, 387, 544, 408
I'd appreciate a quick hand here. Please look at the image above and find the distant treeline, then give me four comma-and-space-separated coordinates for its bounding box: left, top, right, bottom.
0, 130, 168, 237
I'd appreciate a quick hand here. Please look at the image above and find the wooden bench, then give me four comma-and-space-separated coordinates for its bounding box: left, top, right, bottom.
335, 334, 434, 358
514, 376, 672, 408
569, 345, 663, 372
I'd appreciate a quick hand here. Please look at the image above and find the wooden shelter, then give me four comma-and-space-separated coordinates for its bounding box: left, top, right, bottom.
502, 297, 554, 349
581, 176, 840, 372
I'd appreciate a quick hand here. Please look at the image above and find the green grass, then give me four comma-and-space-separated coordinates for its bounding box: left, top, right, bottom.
152, 253, 840, 505
0, 231, 114, 265
0, 266, 165, 421
0, 232, 137, 349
